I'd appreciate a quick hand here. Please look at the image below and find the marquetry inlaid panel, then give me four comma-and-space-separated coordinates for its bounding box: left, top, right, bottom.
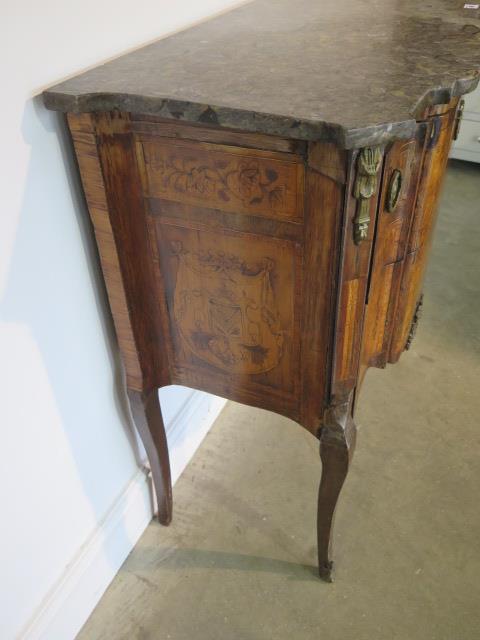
154, 223, 301, 399
138, 137, 304, 222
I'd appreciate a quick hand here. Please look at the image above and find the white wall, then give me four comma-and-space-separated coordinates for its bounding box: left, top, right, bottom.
0, 2, 242, 638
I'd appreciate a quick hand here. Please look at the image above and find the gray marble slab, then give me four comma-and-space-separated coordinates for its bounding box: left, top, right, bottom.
43, 0, 480, 148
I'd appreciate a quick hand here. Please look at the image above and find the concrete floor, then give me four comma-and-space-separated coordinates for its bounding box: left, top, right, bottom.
78, 160, 480, 640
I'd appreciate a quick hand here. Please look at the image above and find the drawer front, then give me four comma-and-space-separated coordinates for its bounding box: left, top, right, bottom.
389, 108, 457, 361
361, 128, 427, 369
138, 136, 304, 222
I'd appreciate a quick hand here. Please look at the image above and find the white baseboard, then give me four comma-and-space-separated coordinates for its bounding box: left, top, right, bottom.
167, 391, 226, 486
20, 391, 226, 640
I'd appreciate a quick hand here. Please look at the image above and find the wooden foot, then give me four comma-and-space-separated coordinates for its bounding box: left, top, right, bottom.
127, 389, 172, 525
317, 396, 356, 581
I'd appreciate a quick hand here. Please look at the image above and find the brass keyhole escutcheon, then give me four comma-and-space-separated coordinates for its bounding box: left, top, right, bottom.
386, 169, 402, 213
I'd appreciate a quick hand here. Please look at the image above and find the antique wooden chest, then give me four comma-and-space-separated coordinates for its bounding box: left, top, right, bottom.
43, 0, 480, 580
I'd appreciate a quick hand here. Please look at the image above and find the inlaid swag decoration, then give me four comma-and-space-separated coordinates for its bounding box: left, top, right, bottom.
170, 241, 285, 374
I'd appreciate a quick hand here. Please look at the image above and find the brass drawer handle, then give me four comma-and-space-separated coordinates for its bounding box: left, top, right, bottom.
386, 169, 402, 213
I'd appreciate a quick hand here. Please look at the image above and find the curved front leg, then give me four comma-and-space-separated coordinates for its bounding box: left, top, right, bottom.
127, 389, 172, 525
317, 397, 357, 581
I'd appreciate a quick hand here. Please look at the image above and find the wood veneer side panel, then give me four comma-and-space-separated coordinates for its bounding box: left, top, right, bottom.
67, 112, 143, 389
91, 111, 171, 390
301, 153, 346, 433
138, 123, 306, 423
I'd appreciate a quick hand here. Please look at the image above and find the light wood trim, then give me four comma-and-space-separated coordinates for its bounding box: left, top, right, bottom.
68, 112, 143, 389
131, 116, 307, 155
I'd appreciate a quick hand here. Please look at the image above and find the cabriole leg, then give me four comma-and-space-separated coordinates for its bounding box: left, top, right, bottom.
127, 389, 172, 525
317, 398, 356, 581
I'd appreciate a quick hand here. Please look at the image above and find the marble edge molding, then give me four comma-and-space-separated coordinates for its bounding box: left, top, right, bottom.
42, 73, 480, 149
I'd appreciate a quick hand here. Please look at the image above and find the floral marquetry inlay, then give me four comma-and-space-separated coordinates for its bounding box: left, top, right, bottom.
162, 157, 284, 207
141, 138, 303, 221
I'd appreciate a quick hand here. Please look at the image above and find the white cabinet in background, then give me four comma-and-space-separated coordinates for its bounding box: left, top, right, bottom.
450, 84, 480, 163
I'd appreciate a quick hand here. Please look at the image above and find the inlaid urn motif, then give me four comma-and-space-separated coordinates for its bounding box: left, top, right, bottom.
171, 242, 284, 374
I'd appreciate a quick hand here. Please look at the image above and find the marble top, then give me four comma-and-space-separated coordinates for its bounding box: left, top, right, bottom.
43, 0, 480, 148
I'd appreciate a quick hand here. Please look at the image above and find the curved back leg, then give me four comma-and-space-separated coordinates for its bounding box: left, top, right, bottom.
127, 389, 173, 525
